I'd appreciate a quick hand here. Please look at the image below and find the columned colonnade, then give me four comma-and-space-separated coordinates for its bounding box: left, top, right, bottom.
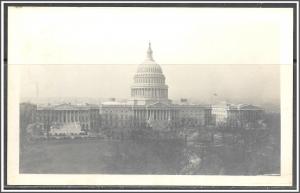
39, 110, 89, 123
131, 87, 168, 98
133, 108, 178, 121
36, 109, 99, 132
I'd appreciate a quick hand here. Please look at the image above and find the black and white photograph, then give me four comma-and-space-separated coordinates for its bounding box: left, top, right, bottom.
1, 1, 298, 191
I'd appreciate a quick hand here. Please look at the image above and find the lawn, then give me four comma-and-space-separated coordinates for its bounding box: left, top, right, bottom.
20, 138, 185, 174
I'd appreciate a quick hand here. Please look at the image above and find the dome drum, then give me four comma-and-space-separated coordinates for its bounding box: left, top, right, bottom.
131, 87, 168, 99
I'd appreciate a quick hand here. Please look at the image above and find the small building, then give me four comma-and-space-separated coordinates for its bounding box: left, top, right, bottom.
212, 102, 264, 128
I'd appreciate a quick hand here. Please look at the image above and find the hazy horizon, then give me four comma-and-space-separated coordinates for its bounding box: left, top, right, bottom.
19, 63, 280, 106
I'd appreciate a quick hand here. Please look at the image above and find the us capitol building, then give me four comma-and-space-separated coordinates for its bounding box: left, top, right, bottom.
20, 43, 264, 136
100, 42, 212, 132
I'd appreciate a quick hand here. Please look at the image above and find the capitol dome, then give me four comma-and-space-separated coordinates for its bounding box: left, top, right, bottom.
130, 42, 170, 105
136, 44, 163, 74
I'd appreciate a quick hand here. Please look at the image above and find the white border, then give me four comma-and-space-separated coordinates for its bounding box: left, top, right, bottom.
1, 1, 298, 192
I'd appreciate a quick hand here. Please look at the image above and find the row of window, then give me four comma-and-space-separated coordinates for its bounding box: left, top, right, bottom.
135, 77, 164, 84
138, 67, 162, 73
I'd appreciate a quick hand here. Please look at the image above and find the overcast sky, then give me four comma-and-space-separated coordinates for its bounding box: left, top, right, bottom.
8, 7, 293, 104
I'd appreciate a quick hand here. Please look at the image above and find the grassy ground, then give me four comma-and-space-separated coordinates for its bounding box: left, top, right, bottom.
20, 138, 185, 174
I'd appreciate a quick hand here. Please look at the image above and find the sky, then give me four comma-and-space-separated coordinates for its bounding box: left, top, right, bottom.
8, 7, 293, 104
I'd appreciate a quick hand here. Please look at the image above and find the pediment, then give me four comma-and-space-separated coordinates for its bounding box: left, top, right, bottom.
147, 102, 170, 108
52, 104, 80, 110
238, 104, 263, 110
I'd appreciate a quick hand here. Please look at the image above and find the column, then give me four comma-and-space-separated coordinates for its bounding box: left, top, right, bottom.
75, 111, 77, 122
159, 110, 162, 120
69, 111, 72, 122
166, 110, 168, 120
71, 111, 73, 122
139, 110, 142, 126
160, 110, 162, 120
67, 111, 69, 122
153, 110, 155, 120
153, 110, 155, 119
141, 110, 143, 121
